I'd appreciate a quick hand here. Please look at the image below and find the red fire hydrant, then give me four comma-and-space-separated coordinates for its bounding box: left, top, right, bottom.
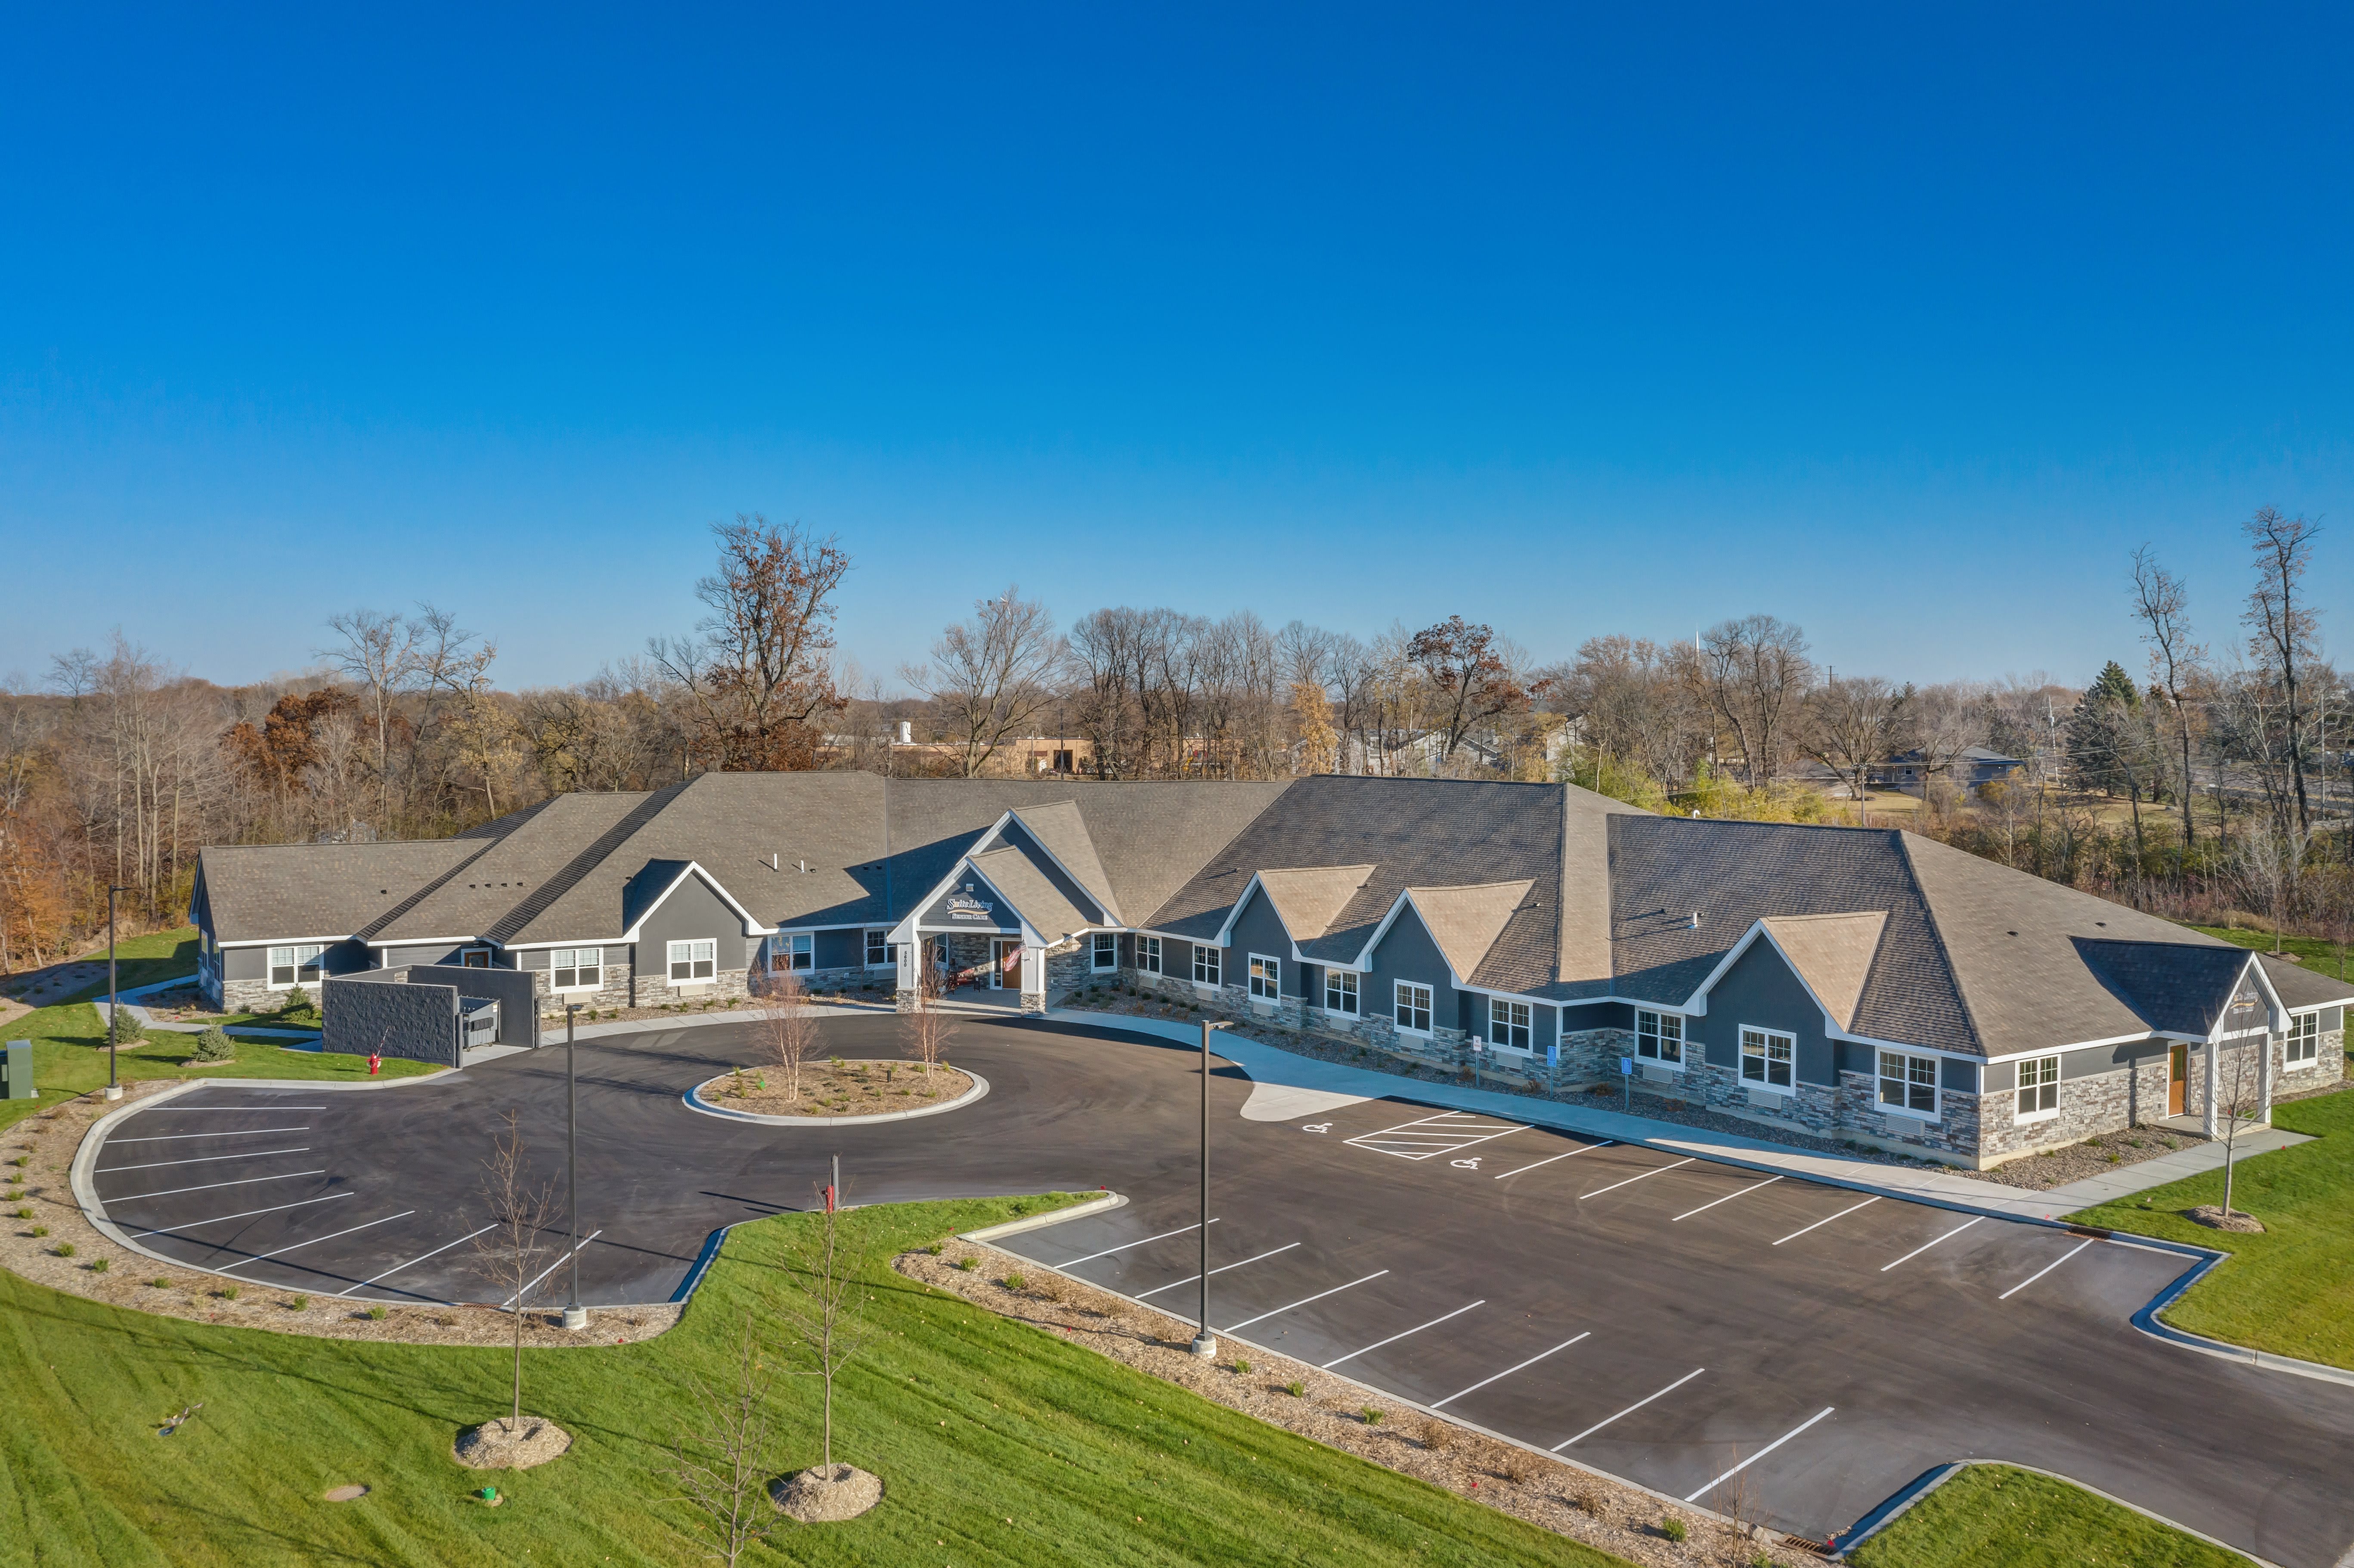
367, 1052, 381, 1077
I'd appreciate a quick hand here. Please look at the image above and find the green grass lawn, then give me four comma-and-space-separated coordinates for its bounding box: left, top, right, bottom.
2071, 1086, 2354, 1370
3, 927, 434, 1134
0, 1193, 1635, 1568
1848, 1464, 2242, 1568
2185, 922, 2354, 979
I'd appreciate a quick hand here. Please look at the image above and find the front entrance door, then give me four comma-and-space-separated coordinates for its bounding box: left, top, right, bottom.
992, 939, 1022, 990
2168, 1044, 2188, 1116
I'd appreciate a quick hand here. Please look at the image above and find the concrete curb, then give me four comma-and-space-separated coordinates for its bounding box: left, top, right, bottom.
561, 1000, 893, 1042
1827, 1459, 2279, 1566
960, 1190, 1127, 1243
683, 1070, 990, 1127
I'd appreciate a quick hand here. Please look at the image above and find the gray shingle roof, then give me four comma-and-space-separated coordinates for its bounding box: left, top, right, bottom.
1758, 911, 1888, 1030
197, 839, 482, 943
2256, 952, 2354, 1011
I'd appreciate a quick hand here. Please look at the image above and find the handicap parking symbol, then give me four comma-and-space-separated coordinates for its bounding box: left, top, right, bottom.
1451, 1157, 1481, 1169
1301, 1122, 1332, 1134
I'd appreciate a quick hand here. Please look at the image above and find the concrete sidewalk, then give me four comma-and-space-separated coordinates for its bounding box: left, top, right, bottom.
1046, 1006, 2192, 1225
2041, 1123, 2311, 1209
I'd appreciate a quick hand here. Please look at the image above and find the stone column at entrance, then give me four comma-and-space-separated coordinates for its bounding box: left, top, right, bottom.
1020, 946, 1046, 1014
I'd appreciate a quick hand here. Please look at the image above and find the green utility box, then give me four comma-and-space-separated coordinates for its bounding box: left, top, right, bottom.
2, 1039, 32, 1100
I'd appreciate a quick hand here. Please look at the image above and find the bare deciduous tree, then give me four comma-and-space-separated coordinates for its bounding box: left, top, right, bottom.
1802, 676, 1913, 823
755, 964, 819, 1104
903, 963, 960, 1079
653, 516, 851, 772
903, 586, 1066, 778
2242, 508, 2321, 834
321, 608, 422, 822
1404, 616, 1528, 765
1700, 616, 1812, 786
2130, 545, 2206, 868
663, 1314, 781, 1567
471, 1109, 561, 1426
781, 1174, 867, 1473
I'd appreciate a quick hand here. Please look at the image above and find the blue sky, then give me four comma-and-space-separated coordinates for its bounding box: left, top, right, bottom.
4, 4, 2351, 691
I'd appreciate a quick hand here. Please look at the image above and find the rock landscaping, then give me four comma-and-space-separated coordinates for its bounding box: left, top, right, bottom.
698, 1058, 974, 1117
899, 1241, 1827, 1567
453, 1415, 573, 1470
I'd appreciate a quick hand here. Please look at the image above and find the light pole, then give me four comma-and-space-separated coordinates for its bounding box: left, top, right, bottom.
105, 885, 130, 1101
561, 1002, 587, 1330
1194, 1018, 1229, 1359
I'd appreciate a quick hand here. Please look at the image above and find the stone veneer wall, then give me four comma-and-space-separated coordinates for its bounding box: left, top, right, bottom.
2273, 1023, 2347, 1101
218, 976, 276, 1014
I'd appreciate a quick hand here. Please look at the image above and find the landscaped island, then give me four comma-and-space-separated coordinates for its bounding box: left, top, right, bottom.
698, 1058, 975, 1118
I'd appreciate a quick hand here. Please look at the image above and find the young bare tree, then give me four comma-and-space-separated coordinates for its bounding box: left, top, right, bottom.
2215, 1031, 2266, 1221
902, 586, 1065, 778
471, 1109, 561, 1426
755, 964, 819, 1104
2130, 545, 2206, 868
321, 607, 422, 822
902, 963, 960, 1079
781, 1173, 867, 1474
1801, 675, 1913, 824
652, 516, 851, 772
663, 1314, 781, 1567
2242, 507, 2321, 834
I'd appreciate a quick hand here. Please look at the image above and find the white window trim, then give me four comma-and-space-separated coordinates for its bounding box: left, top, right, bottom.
669, 938, 718, 985
1248, 953, 1281, 1002
1323, 967, 1360, 1016
866, 929, 893, 968
266, 943, 326, 989
1877, 1047, 1942, 1121
1635, 1007, 1687, 1071
1394, 980, 1435, 1037
1489, 998, 1532, 1053
2013, 1053, 2061, 1124
2283, 1013, 2321, 1070
1137, 935, 1163, 976
1090, 933, 1118, 972
1740, 1025, 1797, 1094
459, 946, 494, 969
1192, 945, 1222, 989
550, 946, 604, 993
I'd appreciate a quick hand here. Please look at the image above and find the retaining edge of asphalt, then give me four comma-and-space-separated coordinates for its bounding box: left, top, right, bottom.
1827, 1460, 2280, 1567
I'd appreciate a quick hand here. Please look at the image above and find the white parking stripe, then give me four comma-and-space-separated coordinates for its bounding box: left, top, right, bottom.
337, 1225, 497, 1297
1493, 1144, 1612, 1180
502, 1229, 605, 1308
1998, 1238, 2096, 1301
1578, 1156, 1697, 1201
1880, 1216, 1983, 1272
213, 1210, 418, 1274
96, 1147, 310, 1174
1223, 1270, 1390, 1333
1671, 1175, 1783, 1222
1133, 1242, 1300, 1299
110, 1127, 310, 1143
131, 1192, 351, 1237
1430, 1333, 1590, 1408
1772, 1196, 1879, 1245
1058, 1219, 1217, 1267
1552, 1367, 1706, 1449
1346, 1112, 1531, 1161
1319, 1300, 1485, 1370
141, 1105, 328, 1112
1681, 1407, 1836, 1501
106, 1170, 329, 1202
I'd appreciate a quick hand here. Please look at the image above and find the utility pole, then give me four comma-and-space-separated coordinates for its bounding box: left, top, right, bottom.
105, 885, 129, 1101
562, 1002, 587, 1330
1194, 1018, 1228, 1358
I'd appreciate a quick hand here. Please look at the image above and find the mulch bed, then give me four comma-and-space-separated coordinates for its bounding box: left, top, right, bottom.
899, 1243, 1821, 1567
700, 1059, 973, 1117
1, 1082, 680, 1348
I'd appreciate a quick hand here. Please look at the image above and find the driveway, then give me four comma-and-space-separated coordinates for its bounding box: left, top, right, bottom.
79, 1013, 2354, 1565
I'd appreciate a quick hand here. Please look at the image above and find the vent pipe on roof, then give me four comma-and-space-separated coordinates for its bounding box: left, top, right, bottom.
1688, 911, 1701, 930
769, 852, 780, 871
799, 859, 809, 874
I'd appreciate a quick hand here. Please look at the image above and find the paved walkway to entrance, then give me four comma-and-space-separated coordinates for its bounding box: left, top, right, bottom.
1047, 1007, 2306, 1224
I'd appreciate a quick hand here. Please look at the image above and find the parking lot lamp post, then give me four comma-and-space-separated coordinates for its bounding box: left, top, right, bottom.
1194, 1019, 1229, 1359
562, 1003, 587, 1330
105, 885, 130, 1101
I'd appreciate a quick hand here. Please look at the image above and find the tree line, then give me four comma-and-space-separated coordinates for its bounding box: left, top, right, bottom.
3, 508, 2343, 970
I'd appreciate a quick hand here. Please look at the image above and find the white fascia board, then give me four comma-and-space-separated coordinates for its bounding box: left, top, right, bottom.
218, 934, 357, 949
362, 936, 485, 949
2205, 952, 2286, 1044
1210, 874, 1267, 948
1673, 918, 1772, 1016
1345, 889, 1445, 981
617, 860, 774, 943
891, 859, 1040, 947
502, 936, 626, 951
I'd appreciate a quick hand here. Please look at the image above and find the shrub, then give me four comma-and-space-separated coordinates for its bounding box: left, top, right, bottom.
1419, 1417, 1453, 1452
147, 1277, 170, 1289
1003, 1272, 1028, 1291
9, 1206, 28, 1221
1360, 1406, 1382, 1425
1232, 1359, 1251, 1374
280, 984, 313, 1016
364, 1304, 387, 1320
53, 1241, 75, 1258
29, 1225, 48, 1237
1284, 1381, 1304, 1397
288, 1294, 307, 1310
87, 1256, 107, 1272
924, 1242, 943, 1255
191, 1027, 235, 1063
1660, 1517, 1687, 1543
10, 1154, 30, 1167
219, 1285, 240, 1301
955, 1257, 977, 1272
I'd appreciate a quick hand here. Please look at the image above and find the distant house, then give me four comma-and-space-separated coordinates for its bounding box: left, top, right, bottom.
189, 772, 2346, 1171
1869, 747, 2023, 791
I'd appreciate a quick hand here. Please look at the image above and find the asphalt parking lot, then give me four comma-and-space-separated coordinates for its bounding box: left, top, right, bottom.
79, 1013, 2354, 1564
